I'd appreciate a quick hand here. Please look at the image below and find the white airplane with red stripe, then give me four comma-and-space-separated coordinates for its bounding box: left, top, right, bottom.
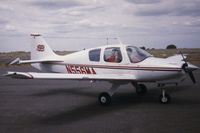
5, 34, 198, 105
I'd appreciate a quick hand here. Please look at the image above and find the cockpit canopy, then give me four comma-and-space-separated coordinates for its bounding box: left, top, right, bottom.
88, 45, 152, 63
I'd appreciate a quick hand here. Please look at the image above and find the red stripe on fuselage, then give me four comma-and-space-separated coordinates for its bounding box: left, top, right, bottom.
65, 64, 182, 72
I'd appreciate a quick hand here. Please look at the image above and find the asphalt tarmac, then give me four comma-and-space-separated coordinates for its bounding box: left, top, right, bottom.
0, 66, 200, 133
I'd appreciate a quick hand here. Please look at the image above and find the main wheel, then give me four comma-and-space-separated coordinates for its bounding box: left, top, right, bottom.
159, 93, 171, 104
136, 84, 147, 95
98, 92, 111, 105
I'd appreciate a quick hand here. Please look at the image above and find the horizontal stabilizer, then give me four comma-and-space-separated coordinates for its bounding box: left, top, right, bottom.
9, 58, 63, 65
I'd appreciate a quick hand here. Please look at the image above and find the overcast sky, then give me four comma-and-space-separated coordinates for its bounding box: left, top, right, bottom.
0, 0, 200, 52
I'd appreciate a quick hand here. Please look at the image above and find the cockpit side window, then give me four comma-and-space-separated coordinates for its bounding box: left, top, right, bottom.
104, 47, 122, 63
89, 49, 101, 62
126, 46, 152, 63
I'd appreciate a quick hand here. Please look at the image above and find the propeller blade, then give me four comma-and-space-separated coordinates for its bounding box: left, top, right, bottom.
179, 51, 187, 64
188, 71, 196, 84
180, 51, 197, 84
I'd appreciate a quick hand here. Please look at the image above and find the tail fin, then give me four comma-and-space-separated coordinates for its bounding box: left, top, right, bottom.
30, 33, 57, 60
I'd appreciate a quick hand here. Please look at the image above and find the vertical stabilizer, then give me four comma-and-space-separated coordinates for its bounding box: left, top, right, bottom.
30, 33, 57, 60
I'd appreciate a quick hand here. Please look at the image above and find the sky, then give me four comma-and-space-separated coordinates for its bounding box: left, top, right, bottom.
0, 0, 200, 52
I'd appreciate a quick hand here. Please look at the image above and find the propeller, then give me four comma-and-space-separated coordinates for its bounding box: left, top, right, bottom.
180, 51, 196, 84
188, 71, 196, 83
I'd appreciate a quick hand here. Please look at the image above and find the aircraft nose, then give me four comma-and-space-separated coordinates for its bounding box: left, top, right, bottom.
187, 63, 199, 71
181, 63, 199, 84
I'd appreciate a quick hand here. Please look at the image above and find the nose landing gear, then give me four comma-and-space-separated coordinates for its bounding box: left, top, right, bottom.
158, 83, 172, 104
159, 89, 171, 104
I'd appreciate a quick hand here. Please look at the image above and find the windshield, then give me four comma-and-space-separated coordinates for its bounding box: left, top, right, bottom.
126, 46, 152, 63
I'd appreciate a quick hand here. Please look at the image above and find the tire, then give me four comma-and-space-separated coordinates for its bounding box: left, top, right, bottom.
98, 92, 111, 105
159, 93, 171, 104
136, 84, 147, 95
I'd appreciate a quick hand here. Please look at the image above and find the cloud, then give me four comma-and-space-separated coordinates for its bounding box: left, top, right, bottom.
74, 19, 114, 28
5, 24, 16, 31
0, 19, 8, 25
129, 0, 200, 17
126, 0, 161, 4
0, 2, 14, 11
134, 8, 171, 16
30, 0, 83, 10
176, 19, 200, 27
173, 2, 200, 17
0, 0, 200, 52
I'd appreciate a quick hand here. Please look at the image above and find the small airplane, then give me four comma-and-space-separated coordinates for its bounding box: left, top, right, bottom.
5, 33, 199, 105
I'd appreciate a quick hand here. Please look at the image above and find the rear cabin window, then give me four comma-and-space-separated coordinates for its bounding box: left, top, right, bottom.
89, 49, 101, 62
104, 47, 122, 63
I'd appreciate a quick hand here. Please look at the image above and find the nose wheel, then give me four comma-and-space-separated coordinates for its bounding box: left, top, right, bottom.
159, 89, 171, 104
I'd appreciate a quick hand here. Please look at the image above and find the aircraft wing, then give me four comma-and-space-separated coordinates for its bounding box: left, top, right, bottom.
4, 71, 136, 81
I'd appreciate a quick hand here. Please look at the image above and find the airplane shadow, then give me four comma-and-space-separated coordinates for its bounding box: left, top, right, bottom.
35, 93, 151, 125
32, 85, 198, 125
30, 87, 97, 98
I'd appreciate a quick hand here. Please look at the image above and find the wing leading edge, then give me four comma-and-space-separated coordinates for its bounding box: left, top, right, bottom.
4, 71, 136, 81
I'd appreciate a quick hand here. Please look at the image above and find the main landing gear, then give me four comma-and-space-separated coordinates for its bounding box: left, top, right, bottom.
98, 84, 120, 105
98, 92, 111, 105
98, 83, 148, 105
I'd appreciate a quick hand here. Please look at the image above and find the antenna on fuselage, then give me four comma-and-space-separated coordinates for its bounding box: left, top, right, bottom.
106, 37, 118, 45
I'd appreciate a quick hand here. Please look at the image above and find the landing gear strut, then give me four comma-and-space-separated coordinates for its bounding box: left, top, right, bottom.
159, 88, 171, 104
